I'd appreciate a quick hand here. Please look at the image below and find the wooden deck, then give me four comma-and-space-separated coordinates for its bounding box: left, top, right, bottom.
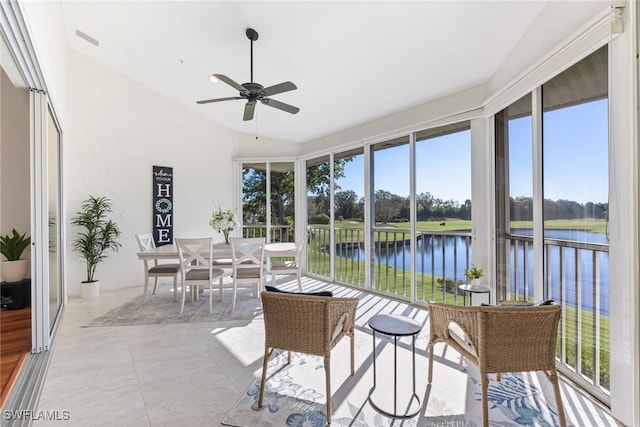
0, 307, 31, 409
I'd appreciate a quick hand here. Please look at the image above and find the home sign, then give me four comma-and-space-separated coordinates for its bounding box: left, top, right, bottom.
153, 165, 173, 246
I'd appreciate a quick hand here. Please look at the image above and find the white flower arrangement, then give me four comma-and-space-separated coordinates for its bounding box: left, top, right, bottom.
209, 208, 236, 244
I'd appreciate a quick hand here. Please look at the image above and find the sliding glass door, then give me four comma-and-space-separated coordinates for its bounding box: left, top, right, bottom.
47, 106, 63, 331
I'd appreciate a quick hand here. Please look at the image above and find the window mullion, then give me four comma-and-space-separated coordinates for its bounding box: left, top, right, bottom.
531, 87, 544, 300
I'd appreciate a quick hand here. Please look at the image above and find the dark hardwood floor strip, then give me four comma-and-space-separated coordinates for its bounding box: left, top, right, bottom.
0, 308, 31, 410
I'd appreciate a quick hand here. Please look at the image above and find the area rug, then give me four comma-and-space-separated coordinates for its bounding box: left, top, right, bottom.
221, 349, 564, 427
83, 289, 262, 327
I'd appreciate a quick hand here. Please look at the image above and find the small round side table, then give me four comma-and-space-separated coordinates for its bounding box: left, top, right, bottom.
368, 313, 422, 419
458, 283, 491, 305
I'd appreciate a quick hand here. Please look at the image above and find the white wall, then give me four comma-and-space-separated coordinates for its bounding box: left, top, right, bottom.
64, 50, 241, 294
236, 133, 301, 158
19, 0, 68, 124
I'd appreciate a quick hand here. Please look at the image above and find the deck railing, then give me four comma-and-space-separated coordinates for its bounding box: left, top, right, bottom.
242, 224, 293, 242
507, 234, 610, 396
307, 225, 472, 305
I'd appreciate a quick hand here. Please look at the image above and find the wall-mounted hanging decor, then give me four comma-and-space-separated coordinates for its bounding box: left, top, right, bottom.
153, 166, 173, 246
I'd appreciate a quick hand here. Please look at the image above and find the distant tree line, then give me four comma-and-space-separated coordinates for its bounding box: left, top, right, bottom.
312, 193, 608, 224
511, 196, 608, 221
310, 190, 471, 223
243, 161, 607, 225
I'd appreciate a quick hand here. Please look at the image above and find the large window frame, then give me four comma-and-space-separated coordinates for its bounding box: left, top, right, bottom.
304, 123, 473, 305
239, 159, 298, 244
494, 43, 614, 404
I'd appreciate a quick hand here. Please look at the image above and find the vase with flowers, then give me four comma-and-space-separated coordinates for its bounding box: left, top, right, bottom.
210, 208, 236, 244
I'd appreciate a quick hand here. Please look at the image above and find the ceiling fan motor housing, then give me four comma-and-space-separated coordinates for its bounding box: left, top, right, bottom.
246, 28, 259, 41
241, 82, 266, 102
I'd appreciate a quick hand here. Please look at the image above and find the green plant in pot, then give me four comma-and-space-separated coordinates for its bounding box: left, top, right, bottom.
0, 229, 31, 282
71, 195, 121, 298
464, 264, 484, 284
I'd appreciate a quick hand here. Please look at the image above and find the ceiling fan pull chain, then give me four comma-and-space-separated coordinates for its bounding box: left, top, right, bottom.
255, 110, 259, 140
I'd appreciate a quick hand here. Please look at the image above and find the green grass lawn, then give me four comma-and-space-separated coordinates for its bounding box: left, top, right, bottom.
510, 218, 608, 233
333, 219, 471, 232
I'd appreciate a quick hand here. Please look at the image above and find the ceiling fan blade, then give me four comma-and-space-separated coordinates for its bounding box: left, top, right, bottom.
213, 74, 247, 92
262, 81, 297, 96
243, 102, 256, 121
261, 98, 300, 114
196, 96, 243, 104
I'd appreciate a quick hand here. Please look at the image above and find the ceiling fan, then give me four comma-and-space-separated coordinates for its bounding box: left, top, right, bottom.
197, 28, 299, 121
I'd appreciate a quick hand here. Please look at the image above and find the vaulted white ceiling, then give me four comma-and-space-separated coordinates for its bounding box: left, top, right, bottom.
60, 1, 547, 144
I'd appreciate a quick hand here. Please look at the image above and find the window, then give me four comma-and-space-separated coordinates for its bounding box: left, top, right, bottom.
415, 123, 471, 304
371, 136, 410, 297
270, 162, 295, 242
496, 45, 610, 394
333, 149, 363, 286
242, 163, 267, 238
496, 94, 534, 299
242, 161, 296, 242
542, 46, 609, 390
306, 156, 331, 277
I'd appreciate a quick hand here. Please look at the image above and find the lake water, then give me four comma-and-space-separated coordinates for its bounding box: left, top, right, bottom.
340, 229, 610, 315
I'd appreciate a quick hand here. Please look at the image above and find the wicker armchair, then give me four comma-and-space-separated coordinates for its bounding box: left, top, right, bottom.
258, 291, 359, 424
428, 301, 566, 427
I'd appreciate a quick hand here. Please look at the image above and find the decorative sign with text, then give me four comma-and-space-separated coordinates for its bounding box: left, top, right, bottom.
153, 166, 173, 246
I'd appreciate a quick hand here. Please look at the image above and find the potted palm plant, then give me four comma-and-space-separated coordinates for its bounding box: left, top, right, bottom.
0, 229, 31, 282
71, 195, 121, 298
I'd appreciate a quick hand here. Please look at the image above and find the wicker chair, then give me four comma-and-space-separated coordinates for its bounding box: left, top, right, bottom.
428, 301, 566, 427
258, 291, 359, 424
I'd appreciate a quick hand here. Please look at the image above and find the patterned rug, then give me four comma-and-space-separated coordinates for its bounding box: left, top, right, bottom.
83, 288, 262, 327
221, 342, 565, 427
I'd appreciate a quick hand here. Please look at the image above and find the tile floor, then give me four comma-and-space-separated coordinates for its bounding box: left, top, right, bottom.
32, 277, 621, 426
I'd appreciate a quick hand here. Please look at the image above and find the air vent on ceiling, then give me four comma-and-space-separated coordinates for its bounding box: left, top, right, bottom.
76, 29, 99, 47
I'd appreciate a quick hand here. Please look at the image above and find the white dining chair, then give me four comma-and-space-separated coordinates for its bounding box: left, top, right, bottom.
135, 233, 180, 301
269, 236, 307, 291
230, 237, 266, 312
176, 237, 224, 314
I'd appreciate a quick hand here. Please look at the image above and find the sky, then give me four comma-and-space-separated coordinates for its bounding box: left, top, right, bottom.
334, 99, 608, 206
510, 98, 608, 204
336, 131, 471, 203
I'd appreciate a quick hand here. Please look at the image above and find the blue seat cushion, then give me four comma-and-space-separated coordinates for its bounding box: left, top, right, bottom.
265, 285, 333, 297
